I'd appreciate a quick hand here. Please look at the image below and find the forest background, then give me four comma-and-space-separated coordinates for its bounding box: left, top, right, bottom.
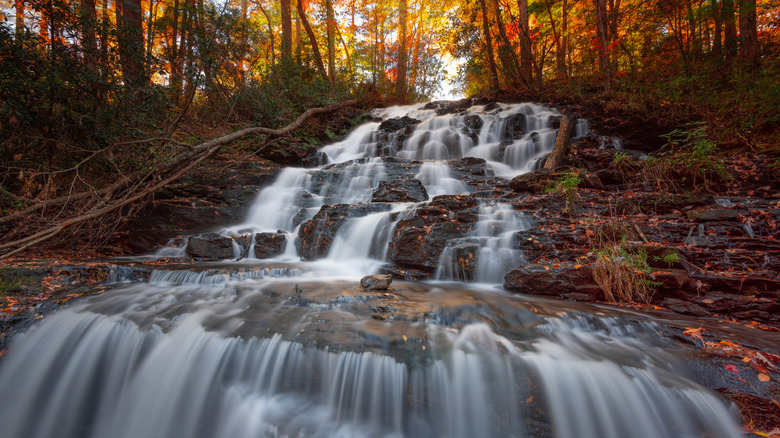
0, 0, 778, 256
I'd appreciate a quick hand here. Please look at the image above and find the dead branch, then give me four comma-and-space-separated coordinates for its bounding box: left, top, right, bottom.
0, 99, 358, 258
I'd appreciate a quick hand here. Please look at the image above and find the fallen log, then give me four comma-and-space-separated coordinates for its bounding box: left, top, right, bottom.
544, 116, 574, 170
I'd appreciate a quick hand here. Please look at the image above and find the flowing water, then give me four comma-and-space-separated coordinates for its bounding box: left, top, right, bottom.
0, 102, 745, 438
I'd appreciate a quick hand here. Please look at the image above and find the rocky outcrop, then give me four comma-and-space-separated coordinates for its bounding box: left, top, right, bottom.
503, 264, 603, 300
185, 233, 234, 260
298, 203, 389, 260
255, 233, 287, 259
370, 178, 428, 202
687, 209, 740, 222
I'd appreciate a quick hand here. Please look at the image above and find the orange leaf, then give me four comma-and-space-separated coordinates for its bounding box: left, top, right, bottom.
758, 373, 770, 382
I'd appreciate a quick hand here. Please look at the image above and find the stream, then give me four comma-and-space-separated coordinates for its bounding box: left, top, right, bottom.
0, 102, 747, 437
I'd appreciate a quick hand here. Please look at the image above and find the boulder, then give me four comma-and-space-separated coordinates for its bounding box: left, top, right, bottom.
430, 195, 478, 212
254, 233, 287, 259
360, 274, 393, 290
390, 221, 473, 270
370, 178, 429, 202
646, 269, 690, 290
298, 203, 389, 260
378, 116, 421, 132
185, 233, 234, 260
503, 264, 601, 298
687, 209, 741, 222
504, 113, 528, 140
508, 169, 556, 193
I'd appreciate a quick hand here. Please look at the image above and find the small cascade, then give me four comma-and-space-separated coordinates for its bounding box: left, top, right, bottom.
0, 290, 743, 438
415, 162, 472, 197
435, 202, 531, 283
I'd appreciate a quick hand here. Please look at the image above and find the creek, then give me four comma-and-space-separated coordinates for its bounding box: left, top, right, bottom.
0, 102, 747, 437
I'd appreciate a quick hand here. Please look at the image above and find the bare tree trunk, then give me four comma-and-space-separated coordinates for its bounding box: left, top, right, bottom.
118, 0, 146, 88
593, 0, 611, 93
479, 0, 500, 90
544, 116, 574, 169
738, 0, 757, 62
711, 0, 722, 58
259, 5, 276, 67
295, 7, 301, 63
81, 0, 98, 72
396, 0, 408, 100
723, 0, 737, 61
281, 0, 293, 62
326, 0, 336, 84
493, 0, 521, 84
559, 0, 568, 77
517, 0, 533, 85
297, 0, 328, 82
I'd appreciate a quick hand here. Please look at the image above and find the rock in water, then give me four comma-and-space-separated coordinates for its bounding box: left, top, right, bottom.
254, 232, 287, 258
185, 233, 234, 260
360, 274, 392, 290
370, 178, 429, 202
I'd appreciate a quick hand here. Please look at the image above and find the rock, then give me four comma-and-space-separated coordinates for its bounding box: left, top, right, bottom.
430, 195, 478, 211
463, 114, 483, 131
687, 209, 741, 222
185, 233, 234, 260
370, 178, 429, 202
504, 113, 527, 139
378, 116, 421, 132
503, 264, 601, 298
390, 221, 473, 270
265, 140, 317, 165
685, 235, 716, 247
360, 274, 392, 290
254, 233, 287, 259
298, 203, 389, 260
661, 298, 711, 317
508, 169, 555, 193
646, 269, 690, 290
579, 173, 604, 190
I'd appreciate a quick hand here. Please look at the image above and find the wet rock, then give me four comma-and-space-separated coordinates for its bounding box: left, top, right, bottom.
390, 221, 473, 270
504, 113, 528, 139
463, 115, 483, 131
378, 116, 421, 132
579, 173, 604, 190
685, 235, 716, 247
646, 269, 690, 290
612, 193, 716, 215
503, 264, 601, 298
661, 298, 711, 317
360, 274, 393, 290
370, 178, 429, 202
548, 115, 562, 129
265, 140, 317, 166
380, 266, 431, 281
185, 233, 234, 260
687, 209, 741, 222
298, 203, 389, 260
430, 195, 478, 212
509, 169, 555, 193
255, 233, 287, 259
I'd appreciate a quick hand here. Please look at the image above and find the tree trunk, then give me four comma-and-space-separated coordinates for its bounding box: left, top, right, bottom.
118, 0, 146, 88
493, 0, 521, 84
479, 0, 500, 90
15, 0, 24, 38
593, 0, 611, 93
259, 5, 276, 66
326, 0, 336, 84
295, 7, 301, 63
396, 0, 408, 100
80, 0, 98, 72
711, 0, 722, 58
281, 0, 293, 62
169, 0, 181, 98
738, 0, 757, 62
544, 116, 574, 169
559, 0, 568, 77
517, 0, 533, 85
723, 0, 737, 60
297, 0, 328, 82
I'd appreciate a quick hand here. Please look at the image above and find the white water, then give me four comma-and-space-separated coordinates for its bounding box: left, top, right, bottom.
0, 279, 743, 438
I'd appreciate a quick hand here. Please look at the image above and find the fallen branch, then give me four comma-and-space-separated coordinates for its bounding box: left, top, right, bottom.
0, 99, 358, 258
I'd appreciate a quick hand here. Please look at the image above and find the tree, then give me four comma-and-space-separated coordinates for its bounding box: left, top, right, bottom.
396, 0, 408, 100
281, 0, 293, 61
593, 0, 611, 92
723, 0, 737, 60
15, 0, 24, 38
738, 0, 757, 62
479, 0, 499, 90
296, 0, 328, 82
117, 0, 146, 87
326, 0, 336, 84
517, 0, 533, 85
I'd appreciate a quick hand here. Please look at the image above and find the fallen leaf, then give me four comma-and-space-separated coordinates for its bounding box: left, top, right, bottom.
758, 373, 770, 382
724, 364, 739, 374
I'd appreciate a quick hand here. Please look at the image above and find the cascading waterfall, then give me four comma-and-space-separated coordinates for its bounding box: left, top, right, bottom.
0, 101, 746, 438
